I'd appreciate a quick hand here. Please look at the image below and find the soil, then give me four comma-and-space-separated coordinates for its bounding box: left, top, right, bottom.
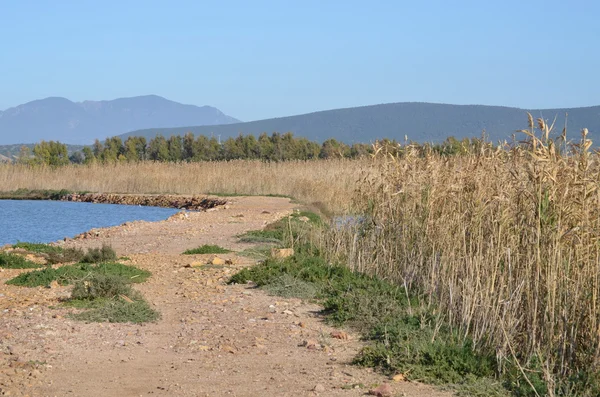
0, 196, 452, 397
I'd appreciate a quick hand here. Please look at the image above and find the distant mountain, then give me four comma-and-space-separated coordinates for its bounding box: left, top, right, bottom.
0, 95, 240, 145
120, 102, 600, 145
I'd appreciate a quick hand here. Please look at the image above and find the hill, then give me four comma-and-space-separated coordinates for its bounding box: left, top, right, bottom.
0, 95, 239, 145
120, 102, 600, 144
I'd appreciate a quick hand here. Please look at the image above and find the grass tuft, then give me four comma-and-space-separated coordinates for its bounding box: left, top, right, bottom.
0, 252, 44, 269
69, 299, 159, 323
6, 262, 150, 287
183, 244, 231, 255
79, 244, 117, 263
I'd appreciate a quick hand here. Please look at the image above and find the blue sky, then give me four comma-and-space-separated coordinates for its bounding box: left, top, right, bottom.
1, 0, 598, 121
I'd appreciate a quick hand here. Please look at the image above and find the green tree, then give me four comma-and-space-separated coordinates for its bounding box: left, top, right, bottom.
82, 147, 96, 164
167, 135, 183, 162
183, 132, 197, 161
148, 135, 170, 161
32, 141, 69, 166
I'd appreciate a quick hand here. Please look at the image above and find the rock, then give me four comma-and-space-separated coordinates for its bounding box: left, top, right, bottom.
282, 309, 294, 316
301, 339, 321, 350
313, 384, 325, 393
210, 256, 226, 265
271, 248, 294, 259
368, 383, 393, 397
330, 330, 349, 340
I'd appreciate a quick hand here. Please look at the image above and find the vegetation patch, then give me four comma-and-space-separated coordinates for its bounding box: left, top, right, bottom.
12, 242, 63, 254
62, 273, 159, 323
79, 244, 117, 263
237, 210, 321, 245
6, 262, 150, 287
69, 299, 159, 323
230, 211, 511, 396
12, 242, 117, 265
183, 244, 231, 255
0, 252, 44, 269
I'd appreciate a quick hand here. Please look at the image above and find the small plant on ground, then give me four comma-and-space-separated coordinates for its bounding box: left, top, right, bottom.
80, 244, 117, 263
0, 252, 44, 269
183, 244, 231, 255
69, 299, 159, 323
6, 262, 151, 287
12, 242, 63, 255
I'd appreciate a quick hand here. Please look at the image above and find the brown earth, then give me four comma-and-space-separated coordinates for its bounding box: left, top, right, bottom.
0, 196, 452, 397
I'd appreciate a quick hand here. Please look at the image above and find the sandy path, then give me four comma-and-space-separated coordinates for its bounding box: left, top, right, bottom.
0, 196, 451, 397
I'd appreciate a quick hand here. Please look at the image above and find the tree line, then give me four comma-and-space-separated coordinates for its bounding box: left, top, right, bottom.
20, 132, 375, 165
18, 132, 493, 166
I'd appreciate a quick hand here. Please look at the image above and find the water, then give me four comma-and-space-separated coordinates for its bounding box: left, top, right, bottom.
0, 200, 179, 246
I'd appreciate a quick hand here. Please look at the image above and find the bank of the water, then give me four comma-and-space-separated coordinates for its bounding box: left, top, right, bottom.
0, 200, 180, 246
0, 189, 227, 210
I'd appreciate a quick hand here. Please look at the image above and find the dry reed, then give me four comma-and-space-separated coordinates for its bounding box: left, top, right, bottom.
326, 119, 600, 394
0, 159, 367, 213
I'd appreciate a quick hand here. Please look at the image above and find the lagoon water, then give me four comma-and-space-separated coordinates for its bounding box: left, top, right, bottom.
0, 200, 179, 246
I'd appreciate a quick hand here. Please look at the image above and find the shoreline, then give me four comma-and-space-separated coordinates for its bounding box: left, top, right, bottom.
0, 189, 227, 210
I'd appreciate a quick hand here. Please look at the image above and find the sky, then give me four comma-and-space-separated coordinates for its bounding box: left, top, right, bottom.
1, 0, 599, 121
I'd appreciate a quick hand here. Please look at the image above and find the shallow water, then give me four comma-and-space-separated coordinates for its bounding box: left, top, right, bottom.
0, 200, 178, 246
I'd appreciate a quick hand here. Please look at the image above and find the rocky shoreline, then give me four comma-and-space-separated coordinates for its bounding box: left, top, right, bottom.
61, 193, 227, 210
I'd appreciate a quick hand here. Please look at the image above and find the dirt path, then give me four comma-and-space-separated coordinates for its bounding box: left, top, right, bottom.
0, 196, 451, 397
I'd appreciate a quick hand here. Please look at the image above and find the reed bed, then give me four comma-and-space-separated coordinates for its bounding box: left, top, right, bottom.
0, 159, 367, 213
327, 119, 600, 394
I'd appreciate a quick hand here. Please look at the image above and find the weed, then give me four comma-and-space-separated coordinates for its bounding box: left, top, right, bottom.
0, 252, 44, 269
183, 244, 231, 255
12, 242, 63, 254
80, 244, 117, 263
69, 299, 159, 323
6, 262, 150, 287
70, 273, 136, 300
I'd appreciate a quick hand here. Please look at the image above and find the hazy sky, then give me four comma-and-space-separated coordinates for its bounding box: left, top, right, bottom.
1, 0, 598, 121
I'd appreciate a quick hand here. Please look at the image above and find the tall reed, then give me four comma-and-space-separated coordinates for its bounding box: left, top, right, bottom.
327, 117, 600, 394
0, 159, 367, 213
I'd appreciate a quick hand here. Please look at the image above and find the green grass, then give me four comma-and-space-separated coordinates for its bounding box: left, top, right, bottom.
12, 242, 63, 254
6, 262, 151, 287
69, 299, 159, 323
11, 242, 117, 265
230, 210, 511, 396
0, 252, 44, 269
237, 210, 321, 245
183, 244, 231, 255
237, 245, 273, 260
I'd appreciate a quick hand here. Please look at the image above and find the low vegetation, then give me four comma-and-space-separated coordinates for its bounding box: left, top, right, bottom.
182, 244, 231, 255
66, 274, 159, 323
230, 213, 508, 395
0, 252, 44, 269
6, 262, 150, 288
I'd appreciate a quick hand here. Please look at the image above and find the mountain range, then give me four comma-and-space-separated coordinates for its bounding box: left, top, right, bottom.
1, 96, 599, 148
121, 103, 600, 145
0, 95, 239, 145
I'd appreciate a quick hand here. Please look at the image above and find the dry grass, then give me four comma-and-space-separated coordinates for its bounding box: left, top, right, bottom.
0, 159, 368, 213
326, 118, 600, 394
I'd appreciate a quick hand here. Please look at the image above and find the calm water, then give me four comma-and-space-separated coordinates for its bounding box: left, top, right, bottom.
0, 200, 179, 246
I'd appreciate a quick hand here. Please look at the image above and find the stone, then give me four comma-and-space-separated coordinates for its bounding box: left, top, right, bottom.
211, 256, 226, 265
368, 383, 393, 397
313, 384, 325, 392
330, 330, 349, 340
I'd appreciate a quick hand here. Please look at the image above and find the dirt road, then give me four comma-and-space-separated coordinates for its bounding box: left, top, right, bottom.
0, 196, 450, 397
